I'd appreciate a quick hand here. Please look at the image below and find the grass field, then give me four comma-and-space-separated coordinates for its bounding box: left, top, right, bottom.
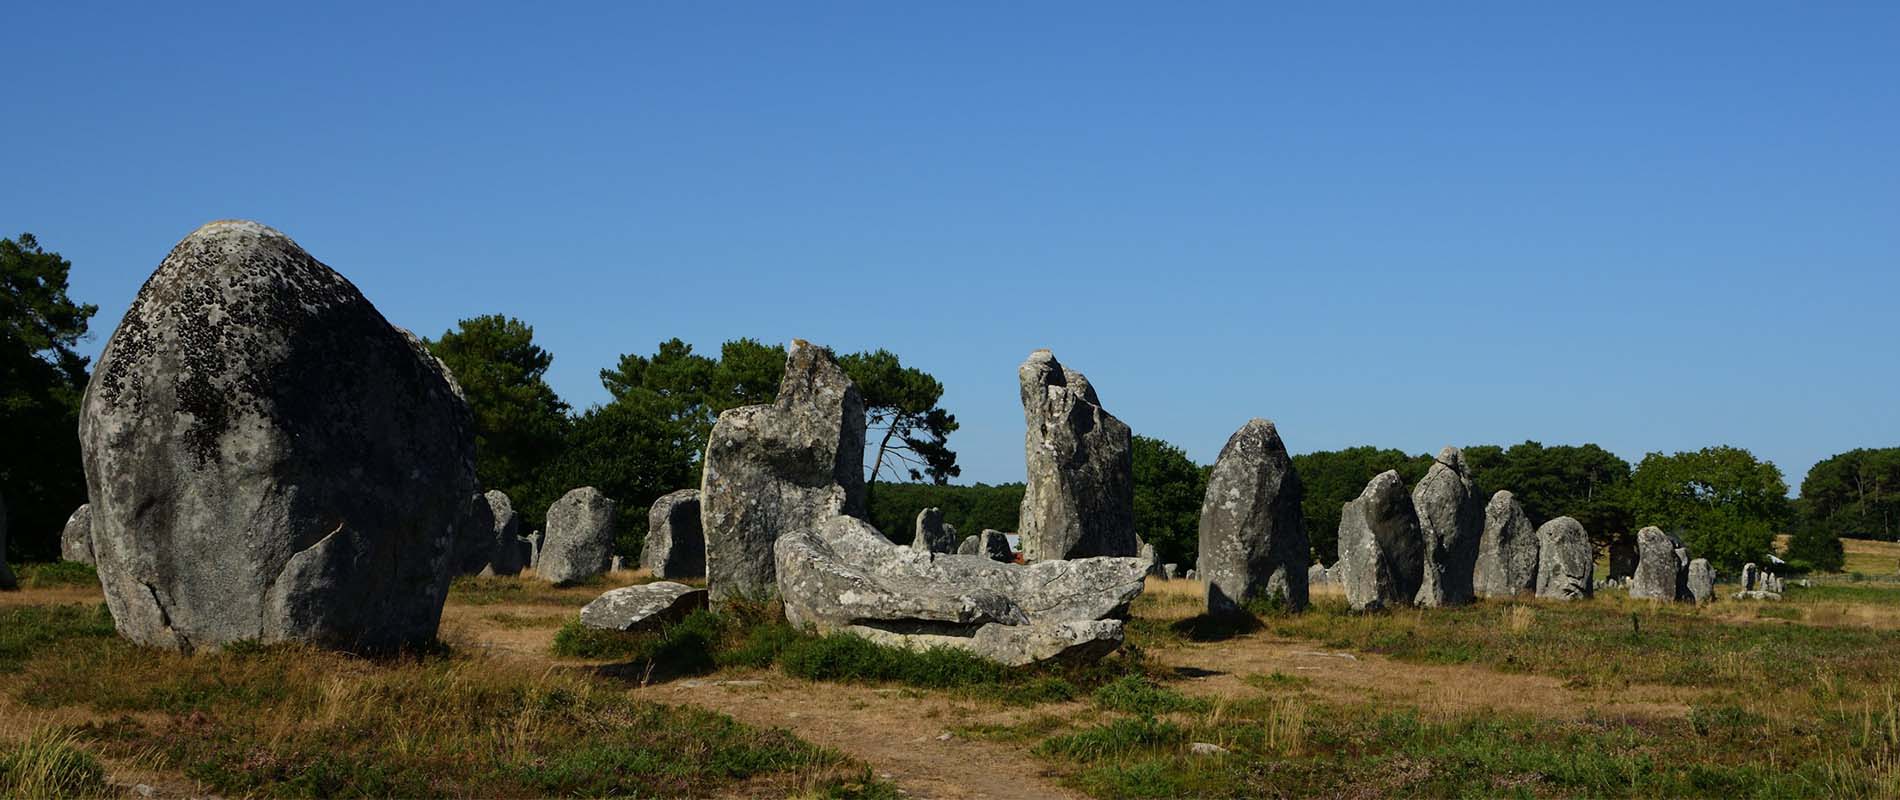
7, 558, 1900, 798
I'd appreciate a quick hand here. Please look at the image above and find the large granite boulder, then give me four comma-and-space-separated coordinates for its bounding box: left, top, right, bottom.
1533, 517, 1593, 600
579, 582, 708, 631
911, 507, 957, 554
1687, 559, 1715, 604
1017, 350, 1136, 560
61, 504, 96, 565
0, 492, 14, 590
476, 490, 523, 576
776, 515, 1148, 666
1335, 471, 1424, 611
641, 489, 704, 579
1630, 526, 1688, 601
77, 220, 475, 651
540, 487, 616, 585
1474, 491, 1538, 597
1196, 419, 1309, 614
1412, 447, 1482, 607
701, 340, 865, 606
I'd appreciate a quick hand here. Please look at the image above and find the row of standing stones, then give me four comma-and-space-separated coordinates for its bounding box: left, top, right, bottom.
27, 219, 1739, 666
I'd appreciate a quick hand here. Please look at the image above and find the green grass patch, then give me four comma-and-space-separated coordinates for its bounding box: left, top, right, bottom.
0, 604, 116, 673
1091, 675, 1210, 714
11, 562, 99, 589
0, 727, 109, 799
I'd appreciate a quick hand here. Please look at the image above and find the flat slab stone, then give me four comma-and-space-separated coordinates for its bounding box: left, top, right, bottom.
579, 582, 708, 631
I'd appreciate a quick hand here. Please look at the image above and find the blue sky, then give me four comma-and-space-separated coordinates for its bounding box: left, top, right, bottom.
5, 3, 1896, 489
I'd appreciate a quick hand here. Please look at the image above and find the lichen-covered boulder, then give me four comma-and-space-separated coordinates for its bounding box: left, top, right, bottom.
78, 220, 475, 651
911, 507, 956, 554
1687, 559, 1715, 604
1630, 526, 1688, 601
701, 340, 864, 606
776, 515, 1148, 666
641, 489, 704, 579
1534, 517, 1593, 600
1474, 491, 1538, 597
61, 504, 95, 565
1412, 447, 1482, 607
1196, 419, 1308, 614
579, 582, 708, 631
539, 487, 616, 585
1018, 350, 1135, 560
475, 491, 523, 576
1336, 471, 1424, 611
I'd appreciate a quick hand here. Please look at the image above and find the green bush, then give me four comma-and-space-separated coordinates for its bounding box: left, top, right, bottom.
777, 633, 1009, 688
1091, 675, 1209, 715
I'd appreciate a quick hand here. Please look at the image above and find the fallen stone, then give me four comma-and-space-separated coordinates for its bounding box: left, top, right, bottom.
1687, 558, 1715, 603
1412, 447, 1482, 607
77, 220, 475, 651
642, 489, 704, 579
540, 487, 616, 585
1474, 491, 1537, 597
477, 490, 524, 577
702, 340, 865, 605
1630, 526, 1688, 601
911, 507, 956, 554
1017, 350, 1136, 560
61, 503, 95, 565
1335, 471, 1424, 611
1533, 517, 1593, 600
1196, 418, 1309, 614
579, 582, 708, 631
775, 515, 1148, 667
1733, 589, 1782, 601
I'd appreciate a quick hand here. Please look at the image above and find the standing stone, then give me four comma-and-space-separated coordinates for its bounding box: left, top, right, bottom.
528, 531, 543, 569
955, 529, 1012, 563
1185, 568, 1198, 581
1017, 350, 1136, 561
539, 487, 616, 585
1474, 491, 1538, 598
1138, 539, 1163, 577
1533, 517, 1593, 600
1741, 563, 1759, 591
1162, 563, 1178, 580
641, 489, 704, 579
452, 492, 497, 575
477, 490, 524, 577
610, 555, 625, 572
1307, 563, 1329, 587
61, 504, 96, 565
77, 221, 476, 652
1196, 419, 1309, 614
1335, 471, 1424, 611
1608, 540, 1639, 580
701, 340, 865, 606
1412, 447, 1482, 608
1630, 526, 1688, 601
1687, 559, 1715, 603
911, 507, 956, 554
0, 492, 14, 590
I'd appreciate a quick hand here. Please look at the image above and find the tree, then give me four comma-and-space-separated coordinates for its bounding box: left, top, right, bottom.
540, 395, 700, 557
425, 315, 570, 526
1799, 448, 1900, 542
866, 482, 1024, 546
1463, 441, 1634, 551
1628, 446, 1793, 572
1132, 435, 1207, 567
838, 349, 960, 487
1292, 447, 1435, 566
1, 233, 97, 563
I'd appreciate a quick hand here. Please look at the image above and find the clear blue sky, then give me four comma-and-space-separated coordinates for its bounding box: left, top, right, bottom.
5, 3, 1896, 490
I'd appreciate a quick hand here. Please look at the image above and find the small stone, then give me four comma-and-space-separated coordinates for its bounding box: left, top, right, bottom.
956, 529, 1013, 562
579, 582, 708, 631
611, 555, 624, 572
1162, 563, 1178, 580
1190, 742, 1229, 756
60, 504, 95, 565
1185, 568, 1197, 581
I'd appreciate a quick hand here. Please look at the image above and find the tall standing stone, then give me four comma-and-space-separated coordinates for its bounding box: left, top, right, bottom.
61, 504, 96, 565
1687, 559, 1715, 603
1533, 516, 1593, 600
701, 340, 865, 606
539, 487, 616, 585
452, 492, 497, 575
911, 507, 956, 554
1335, 471, 1424, 611
1196, 419, 1309, 614
1017, 350, 1136, 561
1412, 446, 1482, 607
1630, 526, 1688, 601
1474, 491, 1538, 598
77, 220, 476, 651
1741, 563, 1759, 591
641, 489, 704, 579
478, 490, 523, 576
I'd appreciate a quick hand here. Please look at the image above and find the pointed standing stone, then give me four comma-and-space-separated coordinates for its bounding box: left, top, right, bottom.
1474, 491, 1539, 597
1196, 419, 1309, 614
477, 490, 524, 576
911, 507, 956, 554
701, 340, 865, 606
1336, 471, 1425, 611
1630, 526, 1688, 601
1534, 517, 1593, 600
1411, 447, 1482, 607
642, 489, 704, 579
1017, 350, 1135, 560
539, 487, 616, 585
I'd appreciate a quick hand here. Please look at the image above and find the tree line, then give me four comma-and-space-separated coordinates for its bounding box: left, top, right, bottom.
0, 232, 1879, 575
